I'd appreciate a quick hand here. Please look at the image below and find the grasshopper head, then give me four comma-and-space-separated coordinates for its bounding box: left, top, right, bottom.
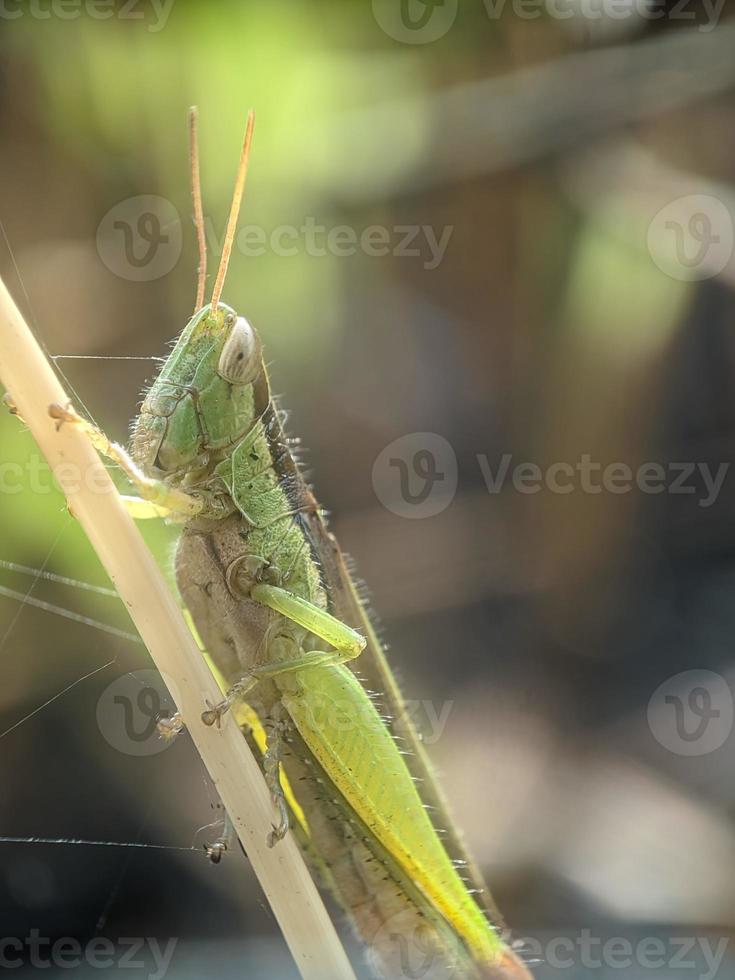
132, 110, 263, 482
130, 302, 267, 479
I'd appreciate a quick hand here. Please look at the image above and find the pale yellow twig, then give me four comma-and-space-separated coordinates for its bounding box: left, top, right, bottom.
0, 276, 356, 980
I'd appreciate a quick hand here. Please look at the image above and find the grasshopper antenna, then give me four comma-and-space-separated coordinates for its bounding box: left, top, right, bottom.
210, 109, 255, 314
188, 106, 207, 313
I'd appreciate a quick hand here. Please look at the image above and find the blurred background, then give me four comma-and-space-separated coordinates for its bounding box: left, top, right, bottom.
1, 1, 735, 977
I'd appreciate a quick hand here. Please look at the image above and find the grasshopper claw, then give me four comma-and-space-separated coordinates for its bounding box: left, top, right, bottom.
3, 393, 19, 416
48, 401, 76, 431
267, 799, 290, 848
201, 699, 228, 728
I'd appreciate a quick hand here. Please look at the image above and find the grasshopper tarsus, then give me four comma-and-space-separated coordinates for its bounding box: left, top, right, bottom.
266, 793, 290, 849
201, 701, 225, 728
3, 392, 18, 416
48, 401, 75, 431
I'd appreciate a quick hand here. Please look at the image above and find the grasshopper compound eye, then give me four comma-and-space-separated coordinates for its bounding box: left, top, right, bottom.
217, 315, 262, 384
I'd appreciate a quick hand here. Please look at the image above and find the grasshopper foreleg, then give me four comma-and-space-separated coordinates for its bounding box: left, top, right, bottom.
47, 402, 203, 519
6, 395, 178, 519
120, 496, 174, 520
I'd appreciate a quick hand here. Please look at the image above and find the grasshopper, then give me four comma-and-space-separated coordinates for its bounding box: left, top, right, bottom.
44, 110, 530, 980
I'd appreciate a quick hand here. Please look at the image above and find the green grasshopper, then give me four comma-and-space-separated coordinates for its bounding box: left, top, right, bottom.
45, 110, 530, 980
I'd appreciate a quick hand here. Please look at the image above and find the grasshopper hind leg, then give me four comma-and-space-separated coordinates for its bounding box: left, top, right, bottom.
200, 706, 291, 848
250, 584, 365, 660
264, 718, 290, 847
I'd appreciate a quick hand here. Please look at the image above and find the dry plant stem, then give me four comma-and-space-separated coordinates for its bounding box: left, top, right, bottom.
0, 276, 356, 980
